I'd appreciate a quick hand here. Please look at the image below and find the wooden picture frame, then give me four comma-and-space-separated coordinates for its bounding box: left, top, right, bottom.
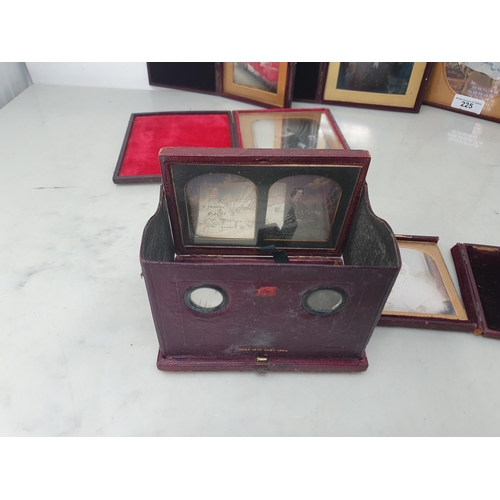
147, 62, 295, 109
221, 63, 295, 108
159, 148, 371, 257
423, 62, 500, 123
378, 235, 475, 332
321, 62, 432, 112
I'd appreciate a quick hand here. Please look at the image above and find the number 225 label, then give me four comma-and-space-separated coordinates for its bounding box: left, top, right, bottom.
451, 94, 485, 115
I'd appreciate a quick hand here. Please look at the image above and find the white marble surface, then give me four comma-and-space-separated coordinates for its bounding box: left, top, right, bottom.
0, 84, 499, 436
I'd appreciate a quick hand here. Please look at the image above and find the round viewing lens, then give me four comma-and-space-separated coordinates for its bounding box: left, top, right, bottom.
185, 286, 226, 313
303, 287, 347, 315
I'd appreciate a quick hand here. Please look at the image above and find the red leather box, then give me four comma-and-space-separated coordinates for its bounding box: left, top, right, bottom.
140, 148, 400, 372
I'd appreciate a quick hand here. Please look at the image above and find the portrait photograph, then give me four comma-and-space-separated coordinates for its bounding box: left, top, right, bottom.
323, 62, 429, 111
235, 109, 347, 149
221, 62, 291, 108
232, 62, 279, 93
264, 175, 342, 243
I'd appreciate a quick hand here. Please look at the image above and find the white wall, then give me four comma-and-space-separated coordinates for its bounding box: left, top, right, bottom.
26, 62, 152, 90
0, 62, 32, 109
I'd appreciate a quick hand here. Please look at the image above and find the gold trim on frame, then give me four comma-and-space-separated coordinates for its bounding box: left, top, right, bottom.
383, 240, 468, 321
222, 62, 288, 107
324, 62, 427, 108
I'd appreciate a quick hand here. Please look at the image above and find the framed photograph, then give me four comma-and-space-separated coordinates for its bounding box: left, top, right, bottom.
159, 148, 370, 257
322, 62, 432, 112
221, 62, 295, 108
234, 108, 349, 149
379, 236, 475, 332
424, 62, 500, 123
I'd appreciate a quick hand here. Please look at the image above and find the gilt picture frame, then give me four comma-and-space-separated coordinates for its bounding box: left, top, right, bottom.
423, 62, 500, 123
322, 62, 432, 112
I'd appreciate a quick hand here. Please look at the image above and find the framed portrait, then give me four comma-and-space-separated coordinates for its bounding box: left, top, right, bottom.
379, 236, 475, 332
234, 108, 349, 149
423, 62, 500, 123
159, 148, 370, 257
322, 62, 432, 112
221, 62, 295, 108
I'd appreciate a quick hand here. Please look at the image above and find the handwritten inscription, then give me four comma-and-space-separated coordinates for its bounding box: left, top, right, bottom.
195, 182, 257, 239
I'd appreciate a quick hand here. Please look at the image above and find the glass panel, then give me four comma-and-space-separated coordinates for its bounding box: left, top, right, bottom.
336, 62, 414, 95
264, 175, 341, 242
185, 286, 226, 313
186, 174, 258, 241
233, 62, 279, 93
240, 110, 345, 149
385, 247, 455, 315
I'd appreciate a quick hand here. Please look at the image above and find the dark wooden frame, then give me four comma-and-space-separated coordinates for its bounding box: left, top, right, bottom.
159, 148, 370, 258
293, 62, 433, 113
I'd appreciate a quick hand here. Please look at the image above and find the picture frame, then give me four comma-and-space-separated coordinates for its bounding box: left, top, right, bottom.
221, 62, 295, 108
147, 62, 296, 109
159, 148, 371, 257
378, 235, 475, 332
423, 62, 500, 123
321, 62, 432, 113
234, 108, 349, 149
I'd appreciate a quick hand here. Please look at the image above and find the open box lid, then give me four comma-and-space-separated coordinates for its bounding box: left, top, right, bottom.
159, 148, 370, 257
451, 243, 500, 340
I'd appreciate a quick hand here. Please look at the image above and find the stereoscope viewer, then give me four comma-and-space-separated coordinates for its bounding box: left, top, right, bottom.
140, 148, 401, 372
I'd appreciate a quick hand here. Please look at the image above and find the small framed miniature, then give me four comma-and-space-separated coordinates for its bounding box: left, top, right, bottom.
140, 148, 401, 373
423, 63, 500, 123
113, 111, 236, 184
147, 62, 296, 109
451, 243, 500, 339
379, 235, 475, 332
220, 62, 295, 108
234, 108, 349, 149
322, 62, 432, 112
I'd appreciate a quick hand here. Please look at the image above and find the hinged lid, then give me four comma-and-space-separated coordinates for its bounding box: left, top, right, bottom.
159, 148, 370, 257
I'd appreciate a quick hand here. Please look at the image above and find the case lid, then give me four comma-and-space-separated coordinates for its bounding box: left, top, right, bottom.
451, 243, 500, 339
159, 148, 370, 257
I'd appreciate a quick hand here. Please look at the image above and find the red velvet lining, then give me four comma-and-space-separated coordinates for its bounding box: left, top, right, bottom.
119, 114, 232, 177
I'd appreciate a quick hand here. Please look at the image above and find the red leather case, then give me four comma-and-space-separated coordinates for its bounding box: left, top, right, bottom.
140, 148, 401, 372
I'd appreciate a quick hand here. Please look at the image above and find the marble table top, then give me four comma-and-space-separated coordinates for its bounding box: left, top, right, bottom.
1, 83, 499, 436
